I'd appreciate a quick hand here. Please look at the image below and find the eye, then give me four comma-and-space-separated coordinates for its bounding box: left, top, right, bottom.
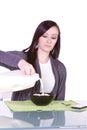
51, 37, 57, 40
42, 34, 47, 38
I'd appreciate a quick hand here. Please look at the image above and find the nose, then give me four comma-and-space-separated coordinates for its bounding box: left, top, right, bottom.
47, 38, 51, 43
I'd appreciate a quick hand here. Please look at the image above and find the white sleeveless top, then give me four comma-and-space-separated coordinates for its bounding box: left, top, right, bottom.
39, 59, 55, 93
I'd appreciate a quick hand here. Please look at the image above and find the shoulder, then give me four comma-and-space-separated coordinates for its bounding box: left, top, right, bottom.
51, 57, 67, 77
58, 59, 66, 74
57, 60, 66, 73
55, 59, 67, 80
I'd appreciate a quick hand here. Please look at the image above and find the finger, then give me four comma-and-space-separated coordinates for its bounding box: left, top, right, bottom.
20, 65, 30, 75
30, 70, 36, 75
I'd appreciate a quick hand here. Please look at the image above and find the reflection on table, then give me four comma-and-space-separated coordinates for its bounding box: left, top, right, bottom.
13, 111, 65, 127
0, 101, 87, 129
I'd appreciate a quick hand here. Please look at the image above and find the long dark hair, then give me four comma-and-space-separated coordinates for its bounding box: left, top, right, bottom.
23, 20, 60, 66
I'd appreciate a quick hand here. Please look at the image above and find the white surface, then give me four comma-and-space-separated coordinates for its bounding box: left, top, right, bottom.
0, 70, 40, 92
0, 66, 12, 100
0, 0, 87, 100
0, 116, 33, 128
0, 101, 12, 117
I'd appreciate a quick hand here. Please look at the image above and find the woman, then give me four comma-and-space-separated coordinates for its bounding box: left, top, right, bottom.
0, 20, 67, 100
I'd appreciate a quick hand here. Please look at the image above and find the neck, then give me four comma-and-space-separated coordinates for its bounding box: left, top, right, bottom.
37, 50, 49, 64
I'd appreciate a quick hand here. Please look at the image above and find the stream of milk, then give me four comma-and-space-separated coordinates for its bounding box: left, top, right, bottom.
39, 78, 44, 94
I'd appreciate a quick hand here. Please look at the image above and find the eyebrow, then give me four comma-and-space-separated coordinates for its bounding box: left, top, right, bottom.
52, 34, 58, 36
44, 33, 58, 36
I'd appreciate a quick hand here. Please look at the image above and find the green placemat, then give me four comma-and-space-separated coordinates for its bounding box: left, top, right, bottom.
4, 100, 83, 112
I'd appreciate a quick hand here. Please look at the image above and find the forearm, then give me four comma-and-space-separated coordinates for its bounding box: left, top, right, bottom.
0, 50, 27, 70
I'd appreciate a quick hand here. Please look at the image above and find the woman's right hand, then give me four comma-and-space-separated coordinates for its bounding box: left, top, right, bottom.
18, 59, 36, 75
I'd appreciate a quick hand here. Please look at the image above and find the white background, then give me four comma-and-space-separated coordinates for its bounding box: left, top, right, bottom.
0, 0, 87, 100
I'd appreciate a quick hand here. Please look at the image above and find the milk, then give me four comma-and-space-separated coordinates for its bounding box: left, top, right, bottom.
39, 78, 44, 94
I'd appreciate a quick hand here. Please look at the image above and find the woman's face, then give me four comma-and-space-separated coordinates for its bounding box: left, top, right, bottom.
38, 26, 59, 54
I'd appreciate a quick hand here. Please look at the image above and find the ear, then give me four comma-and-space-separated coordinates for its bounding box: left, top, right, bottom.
35, 44, 39, 49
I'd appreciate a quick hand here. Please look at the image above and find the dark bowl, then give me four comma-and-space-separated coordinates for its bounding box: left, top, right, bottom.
30, 93, 53, 106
